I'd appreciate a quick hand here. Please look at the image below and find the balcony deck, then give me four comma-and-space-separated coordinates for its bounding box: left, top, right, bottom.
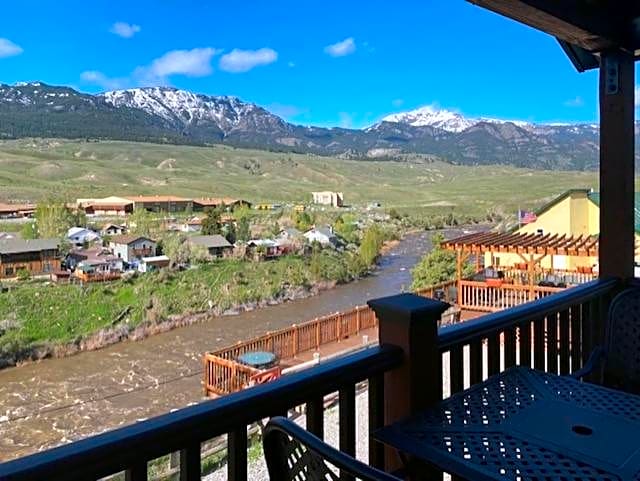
0, 277, 619, 481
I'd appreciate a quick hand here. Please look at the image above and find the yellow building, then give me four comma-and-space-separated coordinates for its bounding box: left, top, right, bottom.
487, 189, 639, 271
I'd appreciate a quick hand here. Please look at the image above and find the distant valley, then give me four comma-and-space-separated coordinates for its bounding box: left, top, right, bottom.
0, 81, 627, 171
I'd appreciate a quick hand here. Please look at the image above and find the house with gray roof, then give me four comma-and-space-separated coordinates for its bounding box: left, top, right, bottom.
187, 235, 233, 258
0, 238, 60, 279
303, 225, 338, 247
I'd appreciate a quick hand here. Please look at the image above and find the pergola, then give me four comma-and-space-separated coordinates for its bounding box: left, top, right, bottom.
467, 0, 638, 280
443, 231, 599, 258
443, 231, 599, 297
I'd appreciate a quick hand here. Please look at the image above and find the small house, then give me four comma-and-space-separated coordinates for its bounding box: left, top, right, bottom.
66, 247, 124, 272
311, 192, 344, 208
138, 255, 170, 273
193, 197, 252, 212
246, 239, 282, 260
0, 203, 36, 218
109, 235, 157, 264
278, 227, 303, 241
76, 197, 134, 217
303, 225, 338, 247
188, 235, 233, 258
0, 238, 60, 279
74, 259, 122, 282
180, 217, 203, 233
67, 227, 101, 247
101, 224, 126, 236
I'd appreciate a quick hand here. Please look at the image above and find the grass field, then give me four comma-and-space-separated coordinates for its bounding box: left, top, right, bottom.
0, 138, 601, 217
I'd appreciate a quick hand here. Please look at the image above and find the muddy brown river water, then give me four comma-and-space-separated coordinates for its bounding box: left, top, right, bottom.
0, 228, 480, 461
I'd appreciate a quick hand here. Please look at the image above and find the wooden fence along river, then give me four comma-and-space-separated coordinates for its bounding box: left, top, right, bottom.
203, 281, 458, 396
203, 276, 577, 395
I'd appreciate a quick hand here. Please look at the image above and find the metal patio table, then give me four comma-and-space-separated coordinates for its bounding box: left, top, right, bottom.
374, 366, 640, 480
237, 350, 277, 369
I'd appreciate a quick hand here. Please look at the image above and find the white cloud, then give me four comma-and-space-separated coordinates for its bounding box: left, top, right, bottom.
80, 70, 127, 90
110, 22, 141, 38
151, 47, 218, 77
635, 86, 640, 107
324, 37, 356, 57
564, 96, 584, 107
0, 38, 23, 58
392, 99, 404, 108
219, 48, 278, 73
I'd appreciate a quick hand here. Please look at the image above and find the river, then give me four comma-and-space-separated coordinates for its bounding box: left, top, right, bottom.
0, 228, 478, 461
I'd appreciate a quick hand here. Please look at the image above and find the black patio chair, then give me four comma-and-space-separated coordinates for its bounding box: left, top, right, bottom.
572, 286, 640, 393
263, 416, 401, 481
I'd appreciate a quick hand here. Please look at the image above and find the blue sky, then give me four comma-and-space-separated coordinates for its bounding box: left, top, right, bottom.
0, 0, 617, 128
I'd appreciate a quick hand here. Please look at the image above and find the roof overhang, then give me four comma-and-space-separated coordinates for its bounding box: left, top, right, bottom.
467, 0, 640, 71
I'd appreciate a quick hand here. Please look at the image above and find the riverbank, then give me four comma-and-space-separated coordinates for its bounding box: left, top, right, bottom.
0, 229, 466, 461
0, 239, 396, 369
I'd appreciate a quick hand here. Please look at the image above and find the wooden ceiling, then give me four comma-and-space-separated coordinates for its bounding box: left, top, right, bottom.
467, 0, 640, 70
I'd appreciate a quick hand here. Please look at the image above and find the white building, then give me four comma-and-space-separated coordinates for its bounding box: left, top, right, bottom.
138, 255, 170, 273
180, 217, 203, 233
303, 226, 338, 247
311, 191, 344, 207
67, 227, 101, 247
109, 235, 157, 264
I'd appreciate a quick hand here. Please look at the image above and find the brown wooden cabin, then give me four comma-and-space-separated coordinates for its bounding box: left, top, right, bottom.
0, 239, 60, 279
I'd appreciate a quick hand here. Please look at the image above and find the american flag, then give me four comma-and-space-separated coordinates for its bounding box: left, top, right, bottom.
518, 210, 537, 224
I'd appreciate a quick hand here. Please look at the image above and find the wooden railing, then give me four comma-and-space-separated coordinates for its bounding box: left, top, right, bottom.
438, 276, 619, 399
204, 305, 380, 396
74, 271, 122, 283
458, 279, 564, 312
500, 267, 597, 285
414, 279, 458, 302
211, 305, 377, 362
205, 281, 460, 396
0, 345, 402, 481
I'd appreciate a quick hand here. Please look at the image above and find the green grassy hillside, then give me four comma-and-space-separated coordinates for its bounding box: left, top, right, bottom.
0, 138, 599, 216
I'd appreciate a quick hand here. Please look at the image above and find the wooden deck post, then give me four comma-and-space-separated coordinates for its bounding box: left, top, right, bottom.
528, 254, 535, 301
368, 293, 449, 472
292, 324, 298, 357
599, 49, 635, 280
456, 250, 462, 305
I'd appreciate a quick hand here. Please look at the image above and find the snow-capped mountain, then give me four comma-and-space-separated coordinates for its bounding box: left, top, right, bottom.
381, 105, 532, 132
0, 81, 621, 171
382, 106, 477, 132
100, 87, 288, 135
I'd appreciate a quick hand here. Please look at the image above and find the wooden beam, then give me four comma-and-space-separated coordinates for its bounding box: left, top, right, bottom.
599, 49, 635, 279
467, 0, 625, 52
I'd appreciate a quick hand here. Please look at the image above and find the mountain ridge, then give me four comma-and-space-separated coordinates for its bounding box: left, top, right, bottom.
0, 81, 616, 171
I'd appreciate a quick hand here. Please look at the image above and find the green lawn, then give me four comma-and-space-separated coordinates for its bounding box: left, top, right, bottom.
0, 138, 601, 217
